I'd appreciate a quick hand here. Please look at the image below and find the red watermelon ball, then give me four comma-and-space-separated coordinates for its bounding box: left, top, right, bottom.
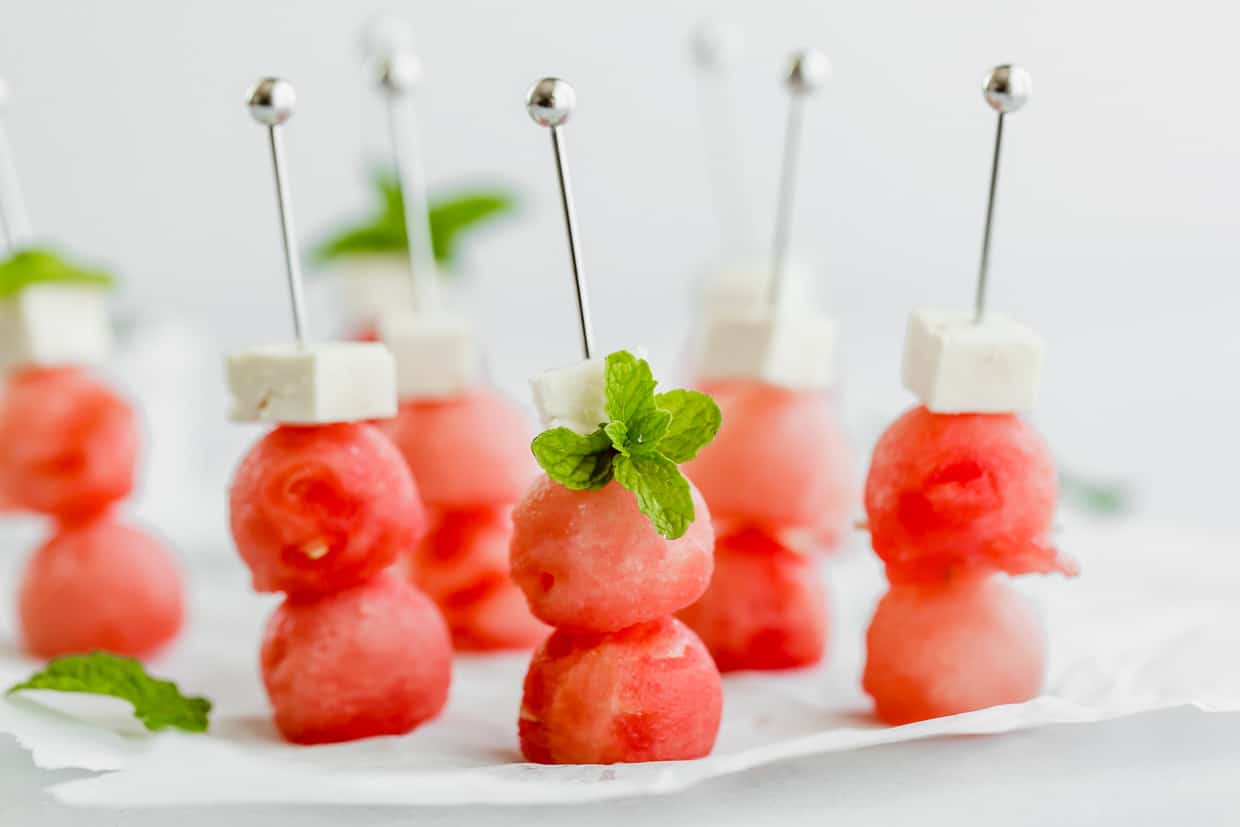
261, 571, 451, 744
865, 406, 1077, 583
411, 505, 549, 651
0, 366, 138, 519
229, 423, 426, 597
862, 573, 1046, 725
685, 379, 854, 548
510, 476, 714, 633
19, 516, 183, 658
678, 525, 827, 672
519, 616, 722, 764
384, 389, 536, 509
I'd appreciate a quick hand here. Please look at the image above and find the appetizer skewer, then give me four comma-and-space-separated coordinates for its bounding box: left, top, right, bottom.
861, 66, 1077, 725
227, 79, 451, 744
0, 79, 183, 659
679, 50, 851, 672
368, 46, 544, 651
512, 79, 724, 764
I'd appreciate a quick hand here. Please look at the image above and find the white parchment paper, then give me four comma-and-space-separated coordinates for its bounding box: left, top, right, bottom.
1, 517, 1237, 808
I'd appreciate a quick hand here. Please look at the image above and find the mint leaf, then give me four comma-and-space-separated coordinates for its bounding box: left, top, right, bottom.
531, 427, 614, 490
315, 169, 516, 267
604, 350, 658, 425
7, 652, 211, 733
654, 390, 722, 463
0, 248, 114, 299
613, 452, 696, 540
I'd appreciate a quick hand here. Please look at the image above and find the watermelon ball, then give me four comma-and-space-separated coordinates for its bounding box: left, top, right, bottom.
519, 616, 722, 764
411, 505, 549, 651
862, 573, 1046, 725
0, 366, 138, 520
510, 476, 714, 632
229, 423, 426, 597
385, 389, 536, 509
19, 517, 183, 658
685, 379, 853, 549
865, 406, 1077, 583
678, 525, 827, 672
261, 570, 452, 744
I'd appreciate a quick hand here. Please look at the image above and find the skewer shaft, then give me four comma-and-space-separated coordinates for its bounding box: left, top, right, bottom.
0, 121, 31, 252
549, 126, 594, 360
266, 125, 308, 345
974, 112, 1005, 322
384, 93, 440, 313
769, 94, 806, 311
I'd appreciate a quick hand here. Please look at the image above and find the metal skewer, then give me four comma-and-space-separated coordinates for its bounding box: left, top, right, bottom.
247, 77, 309, 346
690, 21, 744, 255
974, 64, 1032, 322
526, 77, 595, 360
769, 49, 830, 312
0, 78, 32, 253
377, 50, 440, 314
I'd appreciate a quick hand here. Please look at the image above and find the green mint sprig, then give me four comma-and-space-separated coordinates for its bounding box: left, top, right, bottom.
314, 169, 516, 268
0, 248, 114, 299
531, 351, 722, 540
7, 652, 211, 733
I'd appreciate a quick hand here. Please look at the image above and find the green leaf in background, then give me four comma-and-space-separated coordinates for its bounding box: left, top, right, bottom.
528, 350, 722, 539
7, 652, 211, 733
0, 248, 114, 299
1059, 469, 1133, 516
314, 169, 516, 269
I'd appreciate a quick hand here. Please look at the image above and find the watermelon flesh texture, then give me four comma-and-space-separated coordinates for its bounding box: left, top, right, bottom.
261, 570, 452, 744
510, 476, 715, 633
383, 388, 536, 510
19, 515, 183, 659
862, 573, 1047, 725
518, 616, 722, 764
685, 378, 853, 550
229, 423, 426, 598
412, 504, 548, 651
0, 366, 138, 520
864, 406, 1076, 583
678, 525, 827, 672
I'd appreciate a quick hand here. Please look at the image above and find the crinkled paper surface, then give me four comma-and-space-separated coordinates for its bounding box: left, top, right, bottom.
1, 517, 1237, 808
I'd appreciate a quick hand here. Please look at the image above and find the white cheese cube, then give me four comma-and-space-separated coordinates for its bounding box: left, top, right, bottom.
336, 254, 417, 320
378, 312, 479, 399
698, 254, 814, 321
0, 284, 112, 372
901, 307, 1044, 414
529, 357, 608, 434
695, 310, 837, 390
226, 342, 397, 424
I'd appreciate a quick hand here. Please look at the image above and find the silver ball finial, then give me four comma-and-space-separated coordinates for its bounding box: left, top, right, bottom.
526, 78, 576, 128
982, 64, 1032, 114
377, 51, 422, 94
691, 21, 742, 69
786, 49, 831, 94
247, 78, 296, 126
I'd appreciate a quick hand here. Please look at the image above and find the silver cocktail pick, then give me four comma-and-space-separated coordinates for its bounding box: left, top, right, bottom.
376, 49, 440, 314
246, 77, 309, 346
690, 21, 745, 255
526, 78, 595, 360
769, 49, 830, 311
0, 77, 32, 253
974, 64, 1032, 322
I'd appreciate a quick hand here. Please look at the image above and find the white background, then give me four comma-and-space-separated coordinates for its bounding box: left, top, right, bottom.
1, 0, 1236, 529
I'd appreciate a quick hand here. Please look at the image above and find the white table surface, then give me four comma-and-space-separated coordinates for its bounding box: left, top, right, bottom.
4, 706, 1238, 826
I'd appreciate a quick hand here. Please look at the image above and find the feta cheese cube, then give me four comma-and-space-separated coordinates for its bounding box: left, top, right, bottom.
901, 307, 1043, 414
530, 357, 608, 434
378, 311, 479, 399
227, 342, 397, 424
698, 254, 814, 321
336, 254, 417, 320
695, 309, 837, 390
0, 284, 112, 372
